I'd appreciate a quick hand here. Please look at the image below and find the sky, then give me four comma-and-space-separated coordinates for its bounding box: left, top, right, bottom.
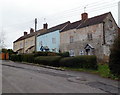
0, 0, 120, 49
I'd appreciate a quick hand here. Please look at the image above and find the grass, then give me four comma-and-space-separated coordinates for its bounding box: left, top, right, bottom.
61, 64, 119, 80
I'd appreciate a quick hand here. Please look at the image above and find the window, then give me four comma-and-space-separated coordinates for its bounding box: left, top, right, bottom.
30, 40, 33, 45
70, 36, 74, 43
39, 41, 42, 46
69, 50, 75, 56
52, 38, 56, 44
87, 33, 92, 40
20, 43, 23, 48
25, 41, 28, 46
79, 50, 84, 55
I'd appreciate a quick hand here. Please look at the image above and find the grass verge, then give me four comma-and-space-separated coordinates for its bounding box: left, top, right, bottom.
61, 64, 119, 81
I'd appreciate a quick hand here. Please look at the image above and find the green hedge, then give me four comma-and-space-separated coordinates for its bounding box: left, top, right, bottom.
34, 56, 62, 67
34, 51, 69, 57
109, 37, 120, 77
10, 54, 22, 62
57, 52, 69, 57
10, 53, 98, 70
22, 54, 34, 63
59, 55, 98, 70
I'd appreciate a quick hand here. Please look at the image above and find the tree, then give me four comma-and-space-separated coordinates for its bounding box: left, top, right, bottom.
0, 31, 6, 49
109, 36, 120, 77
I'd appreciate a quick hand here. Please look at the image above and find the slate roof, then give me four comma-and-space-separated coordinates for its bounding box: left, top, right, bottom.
13, 30, 41, 43
37, 21, 70, 36
61, 12, 110, 32
14, 21, 70, 43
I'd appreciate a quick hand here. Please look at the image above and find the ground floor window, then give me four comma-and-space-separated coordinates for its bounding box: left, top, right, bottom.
69, 50, 75, 56
79, 50, 84, 55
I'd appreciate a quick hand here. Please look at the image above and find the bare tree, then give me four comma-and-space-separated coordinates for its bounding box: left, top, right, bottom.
0, 31, 6, 49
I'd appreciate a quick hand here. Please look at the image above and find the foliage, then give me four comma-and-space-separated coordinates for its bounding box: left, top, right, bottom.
57, 52, 70, 57
109, 36, 120, 77
60, 55, 98, 70
1, 48, 8, 53
10, 54, 22, 62
34, 56, 61, 67
22, 54, 35, 63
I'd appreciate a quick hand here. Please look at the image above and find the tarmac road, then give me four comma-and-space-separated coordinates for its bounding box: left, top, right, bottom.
2, 60, 119, 94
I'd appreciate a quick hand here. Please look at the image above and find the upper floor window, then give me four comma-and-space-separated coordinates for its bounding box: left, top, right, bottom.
25, 41, 28, 46
87, 33, 92, 40
52, 38, 56, 44
70, 36, 74, 43
20, 43, 23, 48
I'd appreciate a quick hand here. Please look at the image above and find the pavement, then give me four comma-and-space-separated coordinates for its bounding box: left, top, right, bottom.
1, 60, 120, 94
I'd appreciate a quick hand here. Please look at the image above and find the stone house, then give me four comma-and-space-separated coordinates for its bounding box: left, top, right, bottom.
13, 28, 46, 54
60, 12, 118, 62
36, 21, 70, 52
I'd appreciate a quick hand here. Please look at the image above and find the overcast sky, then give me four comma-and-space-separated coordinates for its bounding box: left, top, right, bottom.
0, 0, 119, 49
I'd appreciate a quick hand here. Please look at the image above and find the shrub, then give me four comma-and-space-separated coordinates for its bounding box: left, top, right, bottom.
34, 56, 61, 67
47, 52, 57, 56
59, 55, 98, 70
10, 54, 22, 62
109, 36, 120, 77
34, 51, 58, 56
22, 54, 34, 63
57, 52, 70, 57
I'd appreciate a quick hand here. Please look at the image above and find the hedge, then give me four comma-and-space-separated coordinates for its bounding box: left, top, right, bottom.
10, 53, 98, 70
34, 51, 69, 57
59, 55, 98, 70
10, 54, 22, 62
57, 52, 69, 57
22, 54, 34, 63
109, 36, 120, 77
34, 56, 62, 67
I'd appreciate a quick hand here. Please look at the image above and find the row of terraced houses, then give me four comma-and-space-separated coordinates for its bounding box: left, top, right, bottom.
13, 12, 119, 62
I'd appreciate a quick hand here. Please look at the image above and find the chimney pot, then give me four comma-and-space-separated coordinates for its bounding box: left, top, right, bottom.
81, 13, 88, 20
24, 32, 27, 36
43, 23, 48, 29
30, 28, 34, 33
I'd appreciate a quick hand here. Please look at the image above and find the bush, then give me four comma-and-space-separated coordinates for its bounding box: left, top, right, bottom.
10, 54, 22, 62
59, 55, 98, 70
34, 51, 48, 56
34, 56, 62, 67
22, 54, 34, 63
109, 37, 120, 77
57, 52, 69, 57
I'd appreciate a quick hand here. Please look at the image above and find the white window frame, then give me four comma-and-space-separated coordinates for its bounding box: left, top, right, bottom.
69, 50, 75, 56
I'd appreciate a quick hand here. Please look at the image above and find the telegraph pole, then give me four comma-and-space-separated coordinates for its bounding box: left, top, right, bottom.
35, 18, 37, 52
35, 18, 37, 32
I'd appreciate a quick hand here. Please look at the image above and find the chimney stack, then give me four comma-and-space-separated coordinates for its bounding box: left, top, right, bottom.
30, 28, 34, 33
43, 23, 48, 29
81, 13, 88, 20
24, 32, 27, 36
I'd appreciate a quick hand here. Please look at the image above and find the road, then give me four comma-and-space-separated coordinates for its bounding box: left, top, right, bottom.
2, 60, 119, 94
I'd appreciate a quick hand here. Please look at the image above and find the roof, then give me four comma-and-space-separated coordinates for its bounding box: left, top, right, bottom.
61, 12, 110, 32
14, 21, 70, 43
13, 29, 44, 43
37, 21, 70, 36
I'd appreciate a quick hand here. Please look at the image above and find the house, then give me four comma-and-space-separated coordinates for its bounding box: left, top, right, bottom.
60, 12, 118, 62
36, 21, 70, 52
13, 28, 46, 54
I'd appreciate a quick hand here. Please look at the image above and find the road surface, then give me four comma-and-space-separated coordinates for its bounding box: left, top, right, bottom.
2, 60, 119, 94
